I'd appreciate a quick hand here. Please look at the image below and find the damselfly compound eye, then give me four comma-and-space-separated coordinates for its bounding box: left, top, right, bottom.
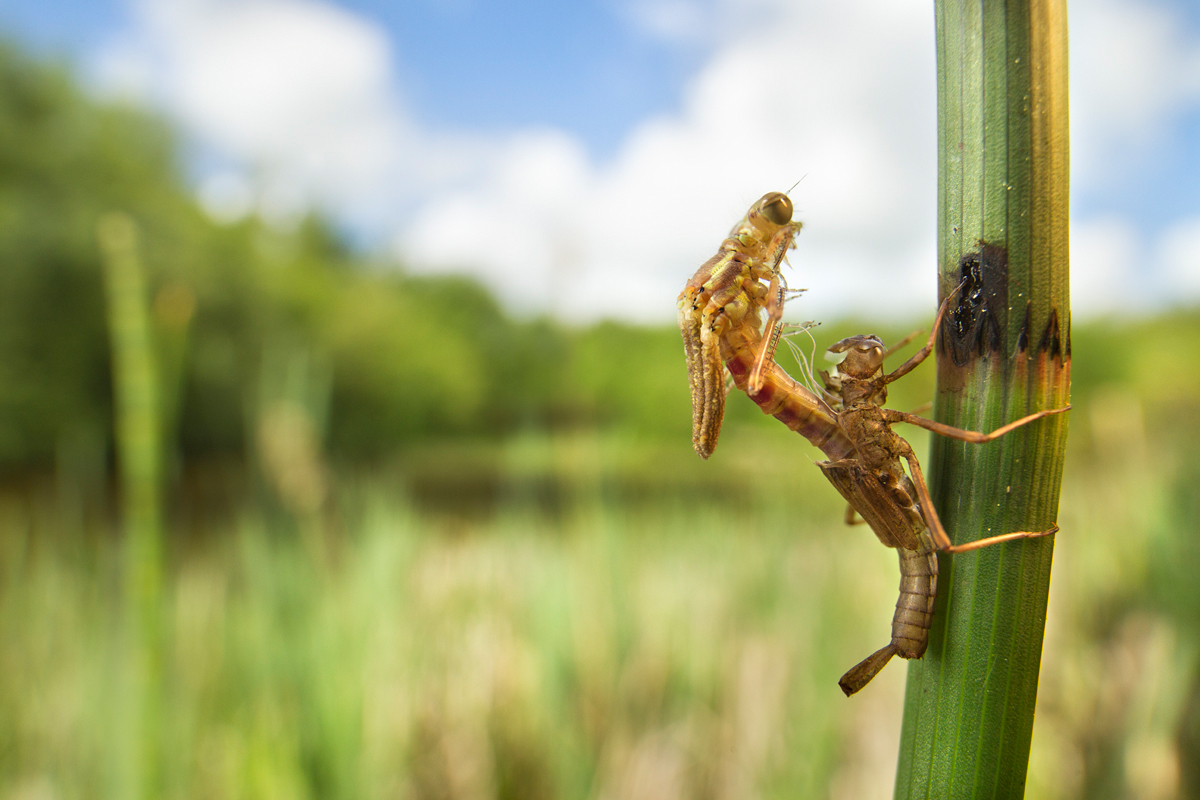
758, 192, 793, 226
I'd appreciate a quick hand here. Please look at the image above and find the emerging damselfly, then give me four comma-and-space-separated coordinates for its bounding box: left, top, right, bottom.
678, 195, 1070, 695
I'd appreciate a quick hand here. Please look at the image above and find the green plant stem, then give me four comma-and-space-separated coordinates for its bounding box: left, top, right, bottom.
894, 0, 1071, 796
99, 213, 164, 800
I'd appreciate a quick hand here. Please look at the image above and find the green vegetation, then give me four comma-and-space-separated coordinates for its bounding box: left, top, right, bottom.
99, 211, 166, 800
0, 42, 700, 475
1, 38, 1199, 800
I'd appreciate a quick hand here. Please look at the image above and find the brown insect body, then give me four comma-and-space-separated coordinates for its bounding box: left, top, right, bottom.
817, 336, 939, 694
678, 192, 854, 461
819, 457, 938, 674
816, 316, 1067, 696
679, 198, 1070, 697
722, 325, 855, 461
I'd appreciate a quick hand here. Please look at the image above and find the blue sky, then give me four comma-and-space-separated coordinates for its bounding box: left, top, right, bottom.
3, 0, 1199, 322
3, 1, 701, 157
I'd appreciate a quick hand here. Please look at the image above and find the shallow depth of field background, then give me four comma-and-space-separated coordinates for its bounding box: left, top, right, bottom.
3, 2, 1200, 798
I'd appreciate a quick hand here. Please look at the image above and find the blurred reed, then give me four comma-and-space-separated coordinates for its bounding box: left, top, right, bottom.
98, 212, 164, 800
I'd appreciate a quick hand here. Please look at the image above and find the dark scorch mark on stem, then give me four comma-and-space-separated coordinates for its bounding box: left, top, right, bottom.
1017, 302, 1071, 360
945, 242, 1008, 365
1036, 307, 1067, 359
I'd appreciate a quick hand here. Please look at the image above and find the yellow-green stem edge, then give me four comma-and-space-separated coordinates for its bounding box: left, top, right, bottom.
894, 0, 1070, 797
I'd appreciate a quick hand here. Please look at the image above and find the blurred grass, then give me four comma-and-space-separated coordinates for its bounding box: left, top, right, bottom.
0, 432, 911, 800
3, 322, 1200, 799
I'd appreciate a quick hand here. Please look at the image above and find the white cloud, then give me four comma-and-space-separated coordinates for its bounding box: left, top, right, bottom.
1068, 0, 1200, 318
1070, 217, 1144, 315
93, 0, 940, 323
1070, 0, 1200, 187
95, 0, 469, 229
198, 171, 254, 222
1068, 213, 1200, 318
619, 0, 712, 44
1156, 216, 1200, 300
403, 129, 593, 313
93, 0, 1200, 323
400, 0, 938, 322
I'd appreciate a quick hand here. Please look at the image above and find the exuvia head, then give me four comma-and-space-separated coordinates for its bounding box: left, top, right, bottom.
827, 335, 886, 378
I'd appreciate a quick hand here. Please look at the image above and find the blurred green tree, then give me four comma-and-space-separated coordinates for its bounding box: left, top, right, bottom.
0, 41, 701, 485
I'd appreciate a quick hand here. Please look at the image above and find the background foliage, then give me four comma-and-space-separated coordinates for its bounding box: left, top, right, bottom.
2, 41, 1198, 799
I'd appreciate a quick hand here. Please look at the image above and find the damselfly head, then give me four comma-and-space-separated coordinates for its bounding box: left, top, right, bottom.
827, 335, 886, 378
756, 192, 793, 226
730, 191, 799, 241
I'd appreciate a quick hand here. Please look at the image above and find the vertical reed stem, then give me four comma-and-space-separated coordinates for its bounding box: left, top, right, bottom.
99, 213, 163, 800
894, 1, 1071, 796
